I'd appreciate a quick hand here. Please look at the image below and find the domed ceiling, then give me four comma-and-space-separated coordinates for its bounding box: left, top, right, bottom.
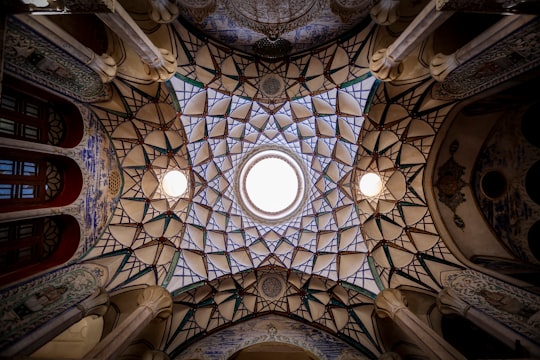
82, 1, 466, 355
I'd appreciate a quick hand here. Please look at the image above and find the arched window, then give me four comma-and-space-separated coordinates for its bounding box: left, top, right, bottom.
0, 215, 80, 284
0, 77, 84, 284
0, 76, 83, 147
0, 148, 82, 212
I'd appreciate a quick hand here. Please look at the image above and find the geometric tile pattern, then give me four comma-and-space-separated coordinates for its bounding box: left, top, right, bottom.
165, 268, 381, 359
165, 75, 378, 293
84, 20, 467, 355
356, 79, 465, 291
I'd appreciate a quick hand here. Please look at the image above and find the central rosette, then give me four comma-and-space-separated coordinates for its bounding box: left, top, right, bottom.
236, 147, 308, 225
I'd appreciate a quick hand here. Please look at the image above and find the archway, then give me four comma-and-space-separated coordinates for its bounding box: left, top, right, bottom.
228, 342, 319, 360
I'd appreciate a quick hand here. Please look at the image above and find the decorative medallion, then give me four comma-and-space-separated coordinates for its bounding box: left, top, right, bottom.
258, 274, 286, 300
435, 140, 467, 228
259, 74, 286, 98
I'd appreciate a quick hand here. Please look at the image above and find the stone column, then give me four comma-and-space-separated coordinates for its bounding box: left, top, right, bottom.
430, 14, 537, 82
14, 14, 117, 83
97, 2, 177, 82
437, 288, 540, 357
369, 1, 453, 81
83, 286, 173, 360
375, 289, 466, 360
0, 288, 109, 357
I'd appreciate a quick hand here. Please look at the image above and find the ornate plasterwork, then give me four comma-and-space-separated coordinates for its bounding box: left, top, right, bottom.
0, 265, 103, 350
166, 269, 379, 358
175, 1, 372, 56
83, 18, 470, 355
445, 270, 540, 343
224, 0, 326, 40
177, 314, 370, 360
354, 79, 465, 290
437, 17, 540, 99
4, 17, 111, 102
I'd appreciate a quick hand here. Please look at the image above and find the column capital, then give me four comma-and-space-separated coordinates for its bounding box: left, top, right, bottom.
88, 53, 118, 83
77, 287, 110, 318
143, 48, 177, 82
370, 0, 400, 26
138, 286, 173, 320
430, 52, 459, 82
375, 288, 407, 319
436, 288, 470, 316
369, 48, 403, 82
149, 0, 180, 23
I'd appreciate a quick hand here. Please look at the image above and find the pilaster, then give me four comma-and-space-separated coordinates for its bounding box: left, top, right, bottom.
14, 14, 117, 83
430, 14, 536, 81
369, 1, 452, 81
375, 289, 466, 360
97, 2, 177, 82
82, 286, 172, 360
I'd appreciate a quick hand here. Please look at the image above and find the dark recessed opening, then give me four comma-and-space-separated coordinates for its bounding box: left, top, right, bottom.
528, 220, 540, 262
481, 170, 507, 199
521, 102, 540, 148
526, 161, 540, 205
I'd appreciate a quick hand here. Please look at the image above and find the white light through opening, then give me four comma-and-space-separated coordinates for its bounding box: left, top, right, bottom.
237, 148, 307, 224
359, 172, 383, 197
162, 170, 188, 197
246, 157, 298, 213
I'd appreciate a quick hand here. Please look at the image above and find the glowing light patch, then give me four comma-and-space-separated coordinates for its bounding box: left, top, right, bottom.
162, 170, 188, 197
359, 172, 383, 197
237, 148, 307, 224
246, 157, 298, 213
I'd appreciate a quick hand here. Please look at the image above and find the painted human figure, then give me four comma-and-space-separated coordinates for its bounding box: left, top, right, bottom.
479, 289, 540, 326
12, 285, 68, 318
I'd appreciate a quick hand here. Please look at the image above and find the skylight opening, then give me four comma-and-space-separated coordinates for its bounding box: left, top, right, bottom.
236, 147, 307, 224
359, 172, 383, 197
162, 170, 188, 197
246, 157, 298, 213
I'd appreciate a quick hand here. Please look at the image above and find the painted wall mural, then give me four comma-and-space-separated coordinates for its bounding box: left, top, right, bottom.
74, 105, 122, 258
4, 16, 111, 103
473, 103, 540, 264
445, 269, 540, 344
177, 314, 370, 360
435, 140, 467, 229
438, 17, 540, 99
0, 265, 103, 350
